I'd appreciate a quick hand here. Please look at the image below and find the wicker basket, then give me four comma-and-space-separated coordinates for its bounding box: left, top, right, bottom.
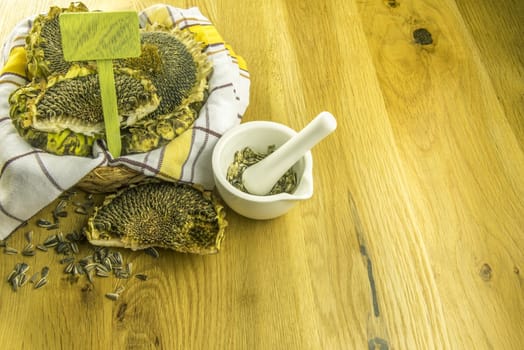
75, 166, 147, 193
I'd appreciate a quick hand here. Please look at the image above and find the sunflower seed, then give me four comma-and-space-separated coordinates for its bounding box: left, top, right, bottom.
105, 293, 119, 301
18, 274, 28, 287
114, 286, 125, 294
96, 270, 110, 278
144, 247, 159, 258
86, 271, 94, 284
29, 272, 39, 284
57, 232, 65, 242
115, 271, 130, 279
22, 243, 35, 256
96, 247, 109, 261
79, 256, 92, 265
43, 235, 58, 247
7, 270, 17, 282
108, 252, 122, 266
54, 211, 68, 219
64, 262, 75, 274
4, 247, 18, 255
73, 263, 83, 275
54, 200, 67, 217
135, 274, 148, 281
37, 217, 60, 229
95, 262, 110, 273
59, 190, 76, 200
34, 278, 48, 289
83, 263, 97, 272
18, 262, 30, 274
56, 242, 70, 254
36, 245, 48, 252
66, 231, 83, 242
22, 250, 36, 257
103, 257, 113, 271
41, 266, 50, 279
36, 218, 53, 227
59, 256, 75, 264
25, 231, 33, 243
74, 207, 88, 215
10, 276, 19, 291
70, 242, 79, 254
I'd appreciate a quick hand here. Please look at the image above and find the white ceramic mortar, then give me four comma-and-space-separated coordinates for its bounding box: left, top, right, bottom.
212, 121, 313, 220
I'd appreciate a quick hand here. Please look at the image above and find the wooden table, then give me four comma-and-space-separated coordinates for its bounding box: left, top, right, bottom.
1, 0, 522, 349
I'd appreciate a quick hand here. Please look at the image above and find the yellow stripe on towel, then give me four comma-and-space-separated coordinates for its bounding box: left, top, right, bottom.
225, 43, 248, 71
159, 127, 194, 179
0, 47, 28, 77
186, 25, 224, 46
142, 6, 172, 27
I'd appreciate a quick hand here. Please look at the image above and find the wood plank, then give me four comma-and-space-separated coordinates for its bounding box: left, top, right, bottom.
455, 0, 524, 150
355, 0, 524, 348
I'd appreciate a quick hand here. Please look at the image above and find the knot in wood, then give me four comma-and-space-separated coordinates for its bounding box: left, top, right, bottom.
413, 28, 433, 45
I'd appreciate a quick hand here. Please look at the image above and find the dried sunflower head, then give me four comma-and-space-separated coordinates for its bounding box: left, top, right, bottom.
120, 25, 213, 154
9, 66, 159, 156
86, 182, 227, 254
26, 2, 91, 79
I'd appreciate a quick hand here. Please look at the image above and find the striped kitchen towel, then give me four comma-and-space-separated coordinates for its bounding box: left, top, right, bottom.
0, 4, 250, 239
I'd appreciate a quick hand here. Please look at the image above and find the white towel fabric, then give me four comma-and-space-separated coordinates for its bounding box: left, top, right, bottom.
0, 5, 250, 239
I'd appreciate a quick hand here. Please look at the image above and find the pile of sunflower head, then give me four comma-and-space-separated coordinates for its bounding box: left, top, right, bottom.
9, 2, 213, 157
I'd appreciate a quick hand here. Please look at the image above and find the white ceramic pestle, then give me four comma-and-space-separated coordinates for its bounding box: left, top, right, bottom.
242, 111, 337, 195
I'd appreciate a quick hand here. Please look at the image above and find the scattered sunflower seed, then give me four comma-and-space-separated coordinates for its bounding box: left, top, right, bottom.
18, 262, 30, 274
29, 272, 39, 284
105, 293, 119, 301
59, 190, 76, 200
36, 244, 48, 252
56, 242, 71, 255
10, 276, 19, 291
135, 274, 148, 281
59, 256, 75, 264
53, 200, 68, 220
41, 266, 50, 279
25, 230, 33, 243
34, 278, 48, 289
70, 242, 79, 254
43, 234, 59, 248
66, 231, 83, 242
57, 232, 65, 242
96, 270, 110, 278
145, 247, 159, 258
64, 262, 75, 274
22, 243, 36, 256
86, 271, 94, 284
114, 285, 125, 294
7, 270, 17, 283
74, 207, 88, 215
36, 218, 53, 228
19, 274, 28, 287
37, 218, 60, 230
4, 247, 19, 255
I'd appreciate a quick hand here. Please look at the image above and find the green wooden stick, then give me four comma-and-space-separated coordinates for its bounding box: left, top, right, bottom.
59, 11, 141, 158
97, 60, 120, 156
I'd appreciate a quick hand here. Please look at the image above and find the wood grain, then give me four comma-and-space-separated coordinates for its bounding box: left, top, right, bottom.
0, 0, 522, 349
